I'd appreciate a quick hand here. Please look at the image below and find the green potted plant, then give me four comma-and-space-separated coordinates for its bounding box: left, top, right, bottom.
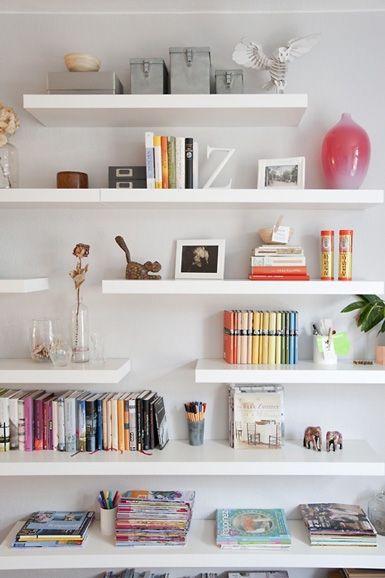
341, 294, 385, 363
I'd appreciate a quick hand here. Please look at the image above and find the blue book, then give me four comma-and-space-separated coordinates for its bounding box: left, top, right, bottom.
96, 396, 103, 451
294, 311, 299, 364
289, 312, 295, 364
16, 511, 94, 539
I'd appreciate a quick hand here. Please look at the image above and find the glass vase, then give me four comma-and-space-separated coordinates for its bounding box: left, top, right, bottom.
71, 297, 90, 363
368, 491, 385, 535
0, 142, 19, 188
31, 319, 54, 362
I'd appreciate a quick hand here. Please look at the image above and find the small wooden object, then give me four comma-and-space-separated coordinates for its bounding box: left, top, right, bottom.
303, 425, 322, 451
57, 171, 89, 189
115, 235, 161, 280
64, 53, 101, 72
326, 430, 343, 452
376, 346, 385, 365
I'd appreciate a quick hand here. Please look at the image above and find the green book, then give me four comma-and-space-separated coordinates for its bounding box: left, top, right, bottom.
285, 311, 290, 364
168, 136, 176, 189
281, 311, 286, 364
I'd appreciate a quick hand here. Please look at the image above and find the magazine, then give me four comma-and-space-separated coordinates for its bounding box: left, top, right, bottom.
300, 503, 377, 535
216, 508, 291, 546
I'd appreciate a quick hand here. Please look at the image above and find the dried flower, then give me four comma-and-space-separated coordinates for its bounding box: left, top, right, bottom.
69, 243, 90, 290
73, 243, 90, 258
0, 101, 20, 146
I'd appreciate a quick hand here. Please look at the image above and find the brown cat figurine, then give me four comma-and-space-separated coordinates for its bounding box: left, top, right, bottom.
115, 236, 161, 280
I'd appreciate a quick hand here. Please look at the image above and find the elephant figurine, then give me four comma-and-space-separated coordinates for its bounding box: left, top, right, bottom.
326, 430, 343, 452
303, 426, 322, 451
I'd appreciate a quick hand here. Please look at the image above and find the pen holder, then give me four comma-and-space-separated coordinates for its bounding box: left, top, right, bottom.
313, 335, 337, 365
100, 506, 117, 536
187, 420, 205, 446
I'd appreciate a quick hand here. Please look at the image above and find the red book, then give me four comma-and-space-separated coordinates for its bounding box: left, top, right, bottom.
224, 310, 235, 364
248, 274, 310, 281
251, 266, 308, 275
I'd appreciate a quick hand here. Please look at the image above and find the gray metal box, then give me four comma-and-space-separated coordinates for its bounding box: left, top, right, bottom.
169, 47, 211, 94
215, 69, 244, 94
130, 58, 168, 94
47, 71, 124, 94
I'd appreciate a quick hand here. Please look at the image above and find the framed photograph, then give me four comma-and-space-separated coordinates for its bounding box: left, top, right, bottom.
257, 157, 305, 189
175, 239, 225, 279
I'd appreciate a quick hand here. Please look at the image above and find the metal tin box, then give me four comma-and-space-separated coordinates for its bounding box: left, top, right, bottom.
130, 58, 168, 94
169, 47, 211, 94
47, 72, 124, 94
108, 166, 147, 188
215, 69, 244, 94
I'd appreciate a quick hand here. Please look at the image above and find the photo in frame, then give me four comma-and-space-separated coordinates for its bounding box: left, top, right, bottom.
257, 157, 305, 189
175, 239, 225, 279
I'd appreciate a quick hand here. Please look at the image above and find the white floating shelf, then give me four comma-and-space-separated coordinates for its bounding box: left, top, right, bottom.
0, 440, 381, 477
102, 279, 384, 296
0, 278, 49, 293
0, 188, 99, 207
196, 359, 385, 384
0, 358, 131, 384
2, 519, 385, 570
24, 94, 307, 127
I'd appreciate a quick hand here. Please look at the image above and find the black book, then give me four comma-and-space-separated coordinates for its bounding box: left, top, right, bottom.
153, 395, 169, 449
142, 391, 157, 451
185, 137, 193, 188
135, 390, 151, 452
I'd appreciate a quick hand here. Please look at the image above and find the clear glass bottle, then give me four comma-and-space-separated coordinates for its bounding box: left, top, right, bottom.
368, 491, 385, 535
0, 142, 19, 188
71, 298, 90, 363
31, 319, 54, 362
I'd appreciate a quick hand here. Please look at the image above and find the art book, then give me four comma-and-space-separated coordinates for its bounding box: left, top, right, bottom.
16, 511, 95, 540
229, 384, 284, 449
216, 508, 291, 548
300, 503, 377, 536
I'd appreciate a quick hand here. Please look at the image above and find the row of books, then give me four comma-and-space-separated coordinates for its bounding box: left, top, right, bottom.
102, 573, 172, 578
216, 504, 377, 550
224, 310, 299, 365
116, 490, 195, 547
145, 131, 198, 189
12, 511, 94, 548
228, 384, 284, 449
102, 572, 287, 578
249, 245, 309, 281
0, 388, 169, 453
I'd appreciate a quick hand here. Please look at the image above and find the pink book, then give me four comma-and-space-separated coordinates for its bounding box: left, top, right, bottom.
24, 390, 44, 451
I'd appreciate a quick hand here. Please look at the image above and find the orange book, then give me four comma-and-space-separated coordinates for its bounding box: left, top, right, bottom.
224, 310, 235, 364
161, 136, 169, 188
251, 266, 308, 275
117, 395, 125, 451
249, 274, 310, 281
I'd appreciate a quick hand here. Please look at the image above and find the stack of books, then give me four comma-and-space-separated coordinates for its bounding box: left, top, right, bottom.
228, 384, 284, 449
224, 310, 298, 364
116, 490, 195, 547
249, 245, 309, 281
300, 503, 377, 547
12, 511, 94, 548
0, 388, 168, 453
145, 132, 198, 189
216, 508, 291, 549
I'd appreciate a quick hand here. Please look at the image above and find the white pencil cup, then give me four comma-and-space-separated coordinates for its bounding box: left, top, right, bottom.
313, 335, 338, 365
100, 506, 117, 536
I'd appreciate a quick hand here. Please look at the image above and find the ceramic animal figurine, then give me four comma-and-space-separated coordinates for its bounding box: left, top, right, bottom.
303, 426, 322, 451
326, 430, 343, 452
115, 236, 161, 280
232, 33, 320, 93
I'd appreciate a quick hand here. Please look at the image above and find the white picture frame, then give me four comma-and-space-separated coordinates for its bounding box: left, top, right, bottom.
175, 239, 226, 279
257, 156, 305, 189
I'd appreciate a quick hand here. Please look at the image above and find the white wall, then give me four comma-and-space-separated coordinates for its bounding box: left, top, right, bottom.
1, 6, 385, 578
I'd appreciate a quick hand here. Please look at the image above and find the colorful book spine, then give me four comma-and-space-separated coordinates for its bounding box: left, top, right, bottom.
128, 395, 137, 451
145, 131, 155, 188
276, 312, 282, 365
96, 397, 103, 451
168, 136, 176, 188
240, 310, 248, 364
185, 137, 193, 188
261, 312, 269, 364
64, 394, 77, 453
249, 274, 310, 280
247, 310, 253, 364
85, 398, 96, 453
33, 396, 44, 451
77, 396, 87, 452
224, 310, 235, 364
268, 311, 277, 364
153, 135, 162, 189
0, 393, 10, 452
175, 136, 185, 189
18, 395, 26, 451
161, 136, 169, 188
57, 395, 65, 452
294, 311, 299, 364
117, 396, 125, 452
51, 396, 58, 451
251, 266, 308, 275
111, 396, 119, 451
9, 393, 19, 449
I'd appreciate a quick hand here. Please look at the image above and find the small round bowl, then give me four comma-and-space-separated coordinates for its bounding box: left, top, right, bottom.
64, 53, 101, 72
258, 226, 293, 245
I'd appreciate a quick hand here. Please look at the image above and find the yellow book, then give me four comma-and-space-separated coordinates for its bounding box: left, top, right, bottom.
117, 394, 125, 452
261, 311, 269, 364
276, 311, 282, 364
268, 311, 277, 365
153, 135, 162, 189
247, 310, 253, 364
240, 310, 248, 364
236, 310, 241, 364
252, 311, 260, 364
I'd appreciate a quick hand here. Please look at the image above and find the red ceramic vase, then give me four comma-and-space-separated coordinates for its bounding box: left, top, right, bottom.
321, 113, 370, 189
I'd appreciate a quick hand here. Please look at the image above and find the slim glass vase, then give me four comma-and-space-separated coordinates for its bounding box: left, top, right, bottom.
71, 296, 90, 363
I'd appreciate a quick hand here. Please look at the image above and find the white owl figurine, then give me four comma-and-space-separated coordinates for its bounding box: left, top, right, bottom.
232, 33, 320, 93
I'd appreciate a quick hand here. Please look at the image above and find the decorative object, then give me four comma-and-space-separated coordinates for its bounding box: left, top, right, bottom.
115, 236, 161, 280
320, 230, 334, 280
49, 337, 72, 367
368, 491, 385, 535
312, 318, 338, 365
175, 239, 225, 280
169, 46, 211, 94
258, 215, 293, 245
90, 332, 105, 364
47, 71, 123, 94
303, 426, 322, 451
338, 229, 353, 281
258, 157, 305, 189
232, 34, 319, 93
108, 166, 146, 189
202, 146, 235, 189
326, 430, 343, 452
185, 401, 207, 446
57, 171, 88, 188
64, 53, 101, 72
321, 113, 370, 189
70, 243, 90, 363
31, 319, 54, 362
375, 346, 385, 365
215, 69, 244, 94
130, 58, 168, 94
0, 101, 20, 189
353, 359, 374, 365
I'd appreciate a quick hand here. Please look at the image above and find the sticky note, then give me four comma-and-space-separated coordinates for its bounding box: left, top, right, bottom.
271, 226, 290, 244
333, 332, 350, 356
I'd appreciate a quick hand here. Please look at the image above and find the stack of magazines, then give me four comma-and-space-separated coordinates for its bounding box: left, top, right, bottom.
216, 509, 291, 549
300, 503, 377, 547
116, 490, 195, 547
12, 511, 94, 548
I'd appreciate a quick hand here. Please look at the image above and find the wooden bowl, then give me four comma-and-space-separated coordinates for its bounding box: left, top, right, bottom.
258, 226, 293, 245
64, 53, 101, 72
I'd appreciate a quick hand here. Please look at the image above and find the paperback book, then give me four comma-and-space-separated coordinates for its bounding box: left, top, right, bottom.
216, 508, 291, 549
145, 132, 198, 189
13, 511, 95, 548
250, 245, 309, 280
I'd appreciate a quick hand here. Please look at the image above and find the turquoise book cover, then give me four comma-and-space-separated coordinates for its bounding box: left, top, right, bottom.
216, 508, 291, 542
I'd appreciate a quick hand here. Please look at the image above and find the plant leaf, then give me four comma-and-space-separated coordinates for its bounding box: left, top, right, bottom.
360, 304, 383, 332
341, 301, 366, 313
379, 319, 385, 334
